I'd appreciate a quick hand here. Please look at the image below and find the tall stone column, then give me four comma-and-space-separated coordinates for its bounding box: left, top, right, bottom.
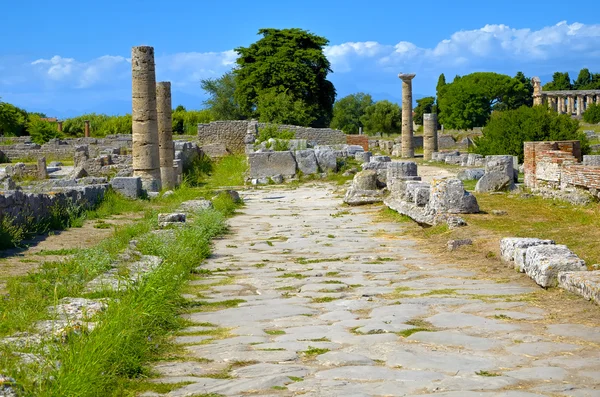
567, 96, 574, 115
550, 96, 557, 112
559, 96, 565, 114
84, 120, 90, 137
532, 77, 542, 106
57, 121, 63, 132
398, 73, 416, 158
576, 95, 584, 116
132, 45, 161, 192
156, 81, 175, 189
423, 113, 437, 161
587, 95, 594, 110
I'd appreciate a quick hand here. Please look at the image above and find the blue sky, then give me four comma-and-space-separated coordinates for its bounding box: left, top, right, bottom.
1, 0, 599, 118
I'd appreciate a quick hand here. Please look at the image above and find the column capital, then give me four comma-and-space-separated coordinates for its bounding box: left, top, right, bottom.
398, 73, 416, 81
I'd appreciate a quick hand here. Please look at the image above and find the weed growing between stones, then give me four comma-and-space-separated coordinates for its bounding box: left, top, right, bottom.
301, 346, 330, 357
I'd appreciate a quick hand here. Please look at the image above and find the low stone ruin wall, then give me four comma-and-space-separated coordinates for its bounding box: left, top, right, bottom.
0, 184, 108, 225
430, 151, 486, 167
500, 237, 598, 305
0, 135, 133, 162
197, 120, 346, 155
524, 140, 600, 203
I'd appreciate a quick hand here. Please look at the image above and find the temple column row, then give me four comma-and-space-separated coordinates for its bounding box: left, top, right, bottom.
542, 94, 598, 115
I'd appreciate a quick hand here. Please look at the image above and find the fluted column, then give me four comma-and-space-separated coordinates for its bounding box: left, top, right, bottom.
532, 77, 542, 106
587, 95, 594, 111
567, 96, 574, 115
576, 95, 584, 116
157, 81, 175, 189
132, 45, 162, 192
398, 73, 416, 158
423, 113, 437, 161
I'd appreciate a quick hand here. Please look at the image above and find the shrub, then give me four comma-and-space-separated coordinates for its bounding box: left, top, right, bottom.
473, 105, 588, 162
583, 103, 600, 124
28, 115, 61, 144
172, 109, 213, 135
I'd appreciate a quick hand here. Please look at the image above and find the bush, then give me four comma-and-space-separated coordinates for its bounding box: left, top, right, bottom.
172, 109, 213, 135
583, 103, 600, 124
256, 124, 295, 143
473, 105, 588, 162
27, 115, 61, 144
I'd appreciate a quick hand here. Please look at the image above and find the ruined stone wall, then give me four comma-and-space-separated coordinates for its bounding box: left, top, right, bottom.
524, 140, 600, 197
0, 185, 108, 225
0, 135, 133, 161
197, 121, 346, 154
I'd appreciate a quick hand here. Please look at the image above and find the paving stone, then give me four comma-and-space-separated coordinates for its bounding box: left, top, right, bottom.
314, 366, 445, 382
408, 330, 501, 351
316, 351, 375, 366
507, 342, 581, 356
504, 366, 568, 381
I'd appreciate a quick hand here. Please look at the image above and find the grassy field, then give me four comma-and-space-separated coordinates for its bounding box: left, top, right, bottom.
0, 156, 245, 396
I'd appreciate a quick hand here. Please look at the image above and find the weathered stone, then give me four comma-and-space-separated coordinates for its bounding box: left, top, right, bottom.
132, 46, 161, 192
491, 210, 508, 216
158, 213, 186, 223
524, 245, 587, 287
37, 157, 47, 179
485, 155, 515, 179
466, 153, 485, 167
447, 239, 473, 251
295, 150, 319, 175
371, 155, 391, 163
446, 216, 467, 229
457, 168, 484, 181
399, 73, 416, 158
2, 177, 16, 190
111, 177, 143, 199
179, 199, 213, 212
314, 149, 337, 172
558, 271, 600, 304
583, 155, 600, 166
351, 170, 378, 191
355, 151, 372, 164
344, 170, 384, 205
69, 166, 88, 179
430, 179, 479, 214
157, 81, 176, 189
475, 171, 513, 193
500, 237, 556, 263
423, 113, 437, 160
270, 174, 284, 184
248, 152, 297, 178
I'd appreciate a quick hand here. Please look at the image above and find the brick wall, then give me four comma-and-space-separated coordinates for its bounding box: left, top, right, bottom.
524, 140, 600, 195
346, 135, 369, 151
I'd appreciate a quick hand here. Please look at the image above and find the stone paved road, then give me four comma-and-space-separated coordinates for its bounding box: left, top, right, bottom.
153, 184, 600, 397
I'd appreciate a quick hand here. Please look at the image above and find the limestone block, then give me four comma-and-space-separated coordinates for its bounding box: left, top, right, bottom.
2, 176, 16, 190
371, 155, 391, 163
111, 177, 143, 199
457, 168, 484, 181
270, 174, 284, 184
346, 145, 365, 155
158, 213, 186, 223
445, 155, 462, 165
248, 152, 297, 178
351, 170, 378, 191
37, 157, 47, 179
466, 153, 485, 167
429, 179, 479, 214
355, 151, 372, 163
288, 139, 308, 151
447, 239, 473, 251
314, 149, 337, 172
387, 161, 418, 180
295, 150, 318, 175
343, 189, 384, 206
179, 199, 213, 212
475, 171, 513, 193
524, 245, 587, 287
558, 271, 600, 305
583, 155, 600, 166
414, 186, 431, 207
485, 155, 514, 179
500, 237, 556, 263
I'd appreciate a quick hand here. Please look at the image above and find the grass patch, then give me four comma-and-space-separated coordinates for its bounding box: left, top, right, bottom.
421, 288, 458, 296
34, 248, 78, 256
279, 273, 307, 279
475, 370, 501, 377
310, 296, 339, 303
184, 299, 246, 312
301, 346, 330, 357
295, 257, 345, 265
265, 329, 286, 335
325, 271, 340, 277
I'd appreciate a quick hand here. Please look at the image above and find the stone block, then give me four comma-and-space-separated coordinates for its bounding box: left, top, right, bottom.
351, 170, 378, 190
558, 271, 600, 304
111, 177, 143, 199
430, 179, 479, 214
343, 188, 384, 206
295, 149, 318, 175
248, 152, 297, 178
583, 155, 600, 166
179, 199, 213, 212
270, 174, 284, 184
314, 149, 337, 172
447, 239, 473, 251
485, 155, 514, 179
466, 153, 485, 167
158, 213, 186, 223
457, 168, 484, 181
524, 245, 587, 287
414, 186, 431, 207
371, 155, 391, 163
475, 171, 513, 193
355, 151, 372, 163
500, 237, 555, 263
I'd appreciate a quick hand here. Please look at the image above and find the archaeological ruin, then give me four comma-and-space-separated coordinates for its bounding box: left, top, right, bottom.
533, 76, 599, 115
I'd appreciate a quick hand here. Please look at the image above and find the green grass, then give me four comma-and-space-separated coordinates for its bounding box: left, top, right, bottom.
34, 248, 78, 256
310, 296, 339, 303
264, 329, 286, 335
301, 346, 330, 357
279, 273, 307, 279
475, 370, 501, 377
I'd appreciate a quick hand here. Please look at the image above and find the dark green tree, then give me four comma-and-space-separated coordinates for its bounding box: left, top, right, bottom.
330, 92, 373, 134
200, 72, 245, 120
360, 100, 401, 136
583, 103, 600, 124
234, 28, 336, 127
473, 106, 587, 162
437, 72, 531, 129
27, 115, 61, 144
435, 74, 446, 122
542, 72, 572, 91
413, 96, 435, 125
494, 71, 533, 110
573, 68, 592, 90
0, 100, 28, 136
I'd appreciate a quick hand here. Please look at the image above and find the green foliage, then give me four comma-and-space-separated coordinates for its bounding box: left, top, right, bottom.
27, 114, 62, 144
413, 96, 435, 125
330, 93, 374, 134
62, 113, 131, 137
234, 28, 336, 127
360, 100, 401, 135
438, 72, 533, 129
473, 105, 587, 162
172, 109, 213, 135
184, 155, 248, 188
256, 124, 295, 142
583, 103, 600, 124
0, 216, 26, 250
200, 72, 245, 120
543, 72, 572, 91
0, 101, 28, 136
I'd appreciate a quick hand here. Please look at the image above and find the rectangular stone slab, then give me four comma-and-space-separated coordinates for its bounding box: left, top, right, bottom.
524, 244, 587, 287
